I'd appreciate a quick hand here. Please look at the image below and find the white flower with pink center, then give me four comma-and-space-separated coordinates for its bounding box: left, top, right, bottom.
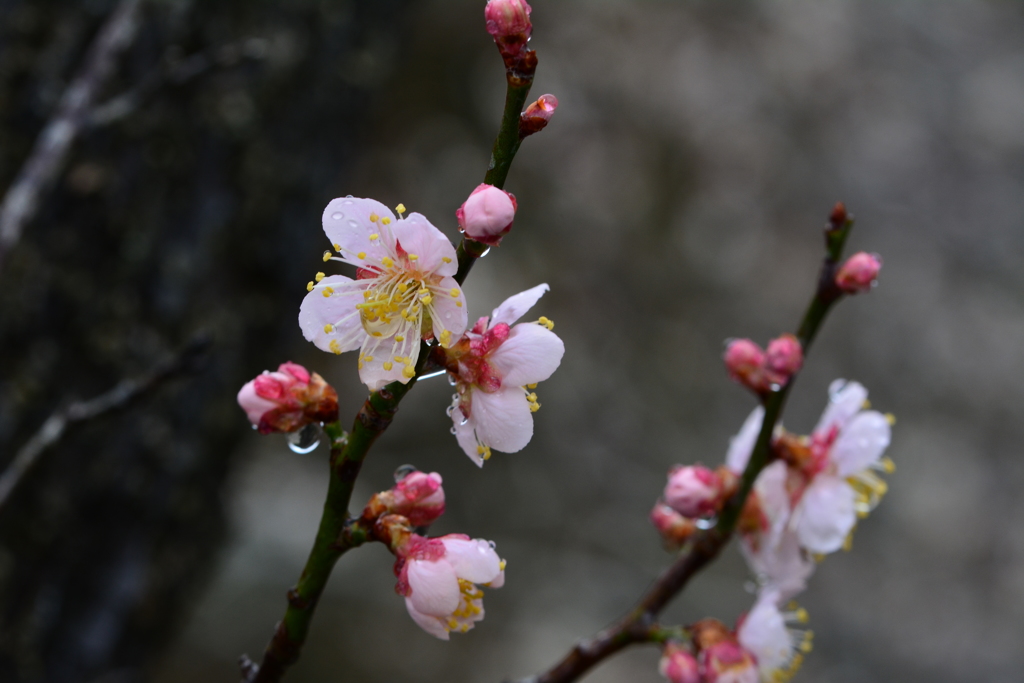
790, 380, 893, 554
299, 197, 468, 391
736, 589, 812, 683
442, 283, 564, 465
395, 534, 505, 640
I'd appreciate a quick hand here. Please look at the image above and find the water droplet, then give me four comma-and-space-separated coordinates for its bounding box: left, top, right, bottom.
487, 541, 496, 549
251, 424, 257, 430
348, 219, 359, 228
448, 376, 457, 386
450, 426, 458, 435
695, 516, 717, 530
286, 423, 321, 454
452, 394, 459, 401
460, 416, 469, 425
458, 227, 465, 234
444, 312, 452, 319
479, 247, 491, 257
331, 212, 343, 220
769, 383, 781, 392
446, 405, 455, 417
394, 464, 417, 482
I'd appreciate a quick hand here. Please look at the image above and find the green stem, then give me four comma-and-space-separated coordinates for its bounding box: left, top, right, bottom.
519, 209, 856, 683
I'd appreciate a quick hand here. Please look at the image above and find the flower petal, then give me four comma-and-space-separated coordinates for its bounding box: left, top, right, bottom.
488, 322, 564, 386
406, 558, 461, 617
321, 197, 396, 267
737, 593, 793, 677
428, 276, 468, 345
726, 406, 764, 474
813, 380, 868, 437
405, 598, 450, 640
794, 475, 856, 554
832, 410, 891, 476
298, 275, 366, 353
471, 386, 534, 453
453, 405, 485, 467
440, 537, 502, 584
392, 212, 458, 276
358, 335, 414, 392
490, 283, 549, 327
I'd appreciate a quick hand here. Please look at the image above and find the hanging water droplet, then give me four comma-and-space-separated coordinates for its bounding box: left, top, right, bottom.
331, 212, 343, 220
448, 375, 457, 386
394, 464, 417, 482
458, 226, 466, 234
460, 416, 469, 425
479, 247, 491, 257
695, 516, 717, 530
446, 405, 455, 417
286, 423, 321, 454
251, 424, 257, 430
769, 382, 781, 392
452, 393, 460, 401
487, 540, 496, 549
450, 426, 458, 435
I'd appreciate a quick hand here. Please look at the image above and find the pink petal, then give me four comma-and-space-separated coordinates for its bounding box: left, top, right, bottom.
404, 598, 450, 640
470, 386, 534, 453
452, 407, 485, 466
392, 212, 458, 276
440, 537, 502, 584
428, 276, 468, 345
237, 380, 278, 425
298, 275, 367, 353
832, 410, 891, 476
488, 323, 564, 386
726, 406, 764, 474
321, 197, 396, 267
737, 593, 792, 677
406, 558, 461, 617
358, 335, 412, 392
813, 380, 868, 437
794, 475, 856, 554
487, 569, 505, 588
490, 283, 549, 327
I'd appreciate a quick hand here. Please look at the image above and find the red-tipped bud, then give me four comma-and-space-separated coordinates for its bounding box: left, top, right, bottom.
658, 642, 701, 683
724, 338, 766, 387
390, 470, 446, 526
485, 0, 533, 65
456, 183, 517, 246
664, 465, 722, 518
700, 640, 758, 683
237, 362, 338, 434
764, 334, 803, 385
835, 251, 882, 294
519, 94, 558, 138
650, 503, 697, 549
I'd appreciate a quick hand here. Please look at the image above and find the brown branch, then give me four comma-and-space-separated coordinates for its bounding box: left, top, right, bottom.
0, 333, 212, 512
513, 205, 855, 683
0, 0, 144, 272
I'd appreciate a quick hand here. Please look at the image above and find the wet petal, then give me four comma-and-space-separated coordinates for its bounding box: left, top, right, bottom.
471, 386, 534, 453
393, 212, 458, 276
405, 598, 450, 640
406, 558, 460, 617
452, 404, 485, 467
358, 335, 415, 392
794, 475, 856, 554
832, 410, 891, 476
440, 537, 502, 584
428, 276, 468, 345
298, 275, 366, 353
726, 406, 764, 474
813, 380, 868, 437
321, 197, 396, 266
490, 283, 549, 327
488, 322, 564, 386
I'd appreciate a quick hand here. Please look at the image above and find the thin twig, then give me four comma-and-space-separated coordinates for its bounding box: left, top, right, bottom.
0, 333, 212, 512
513, 206, 855, 683
0, 0, 143, 272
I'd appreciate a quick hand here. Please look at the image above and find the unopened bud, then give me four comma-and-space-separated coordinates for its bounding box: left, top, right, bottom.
658, 642, 700, 683
456, 183, 517, 246
724, 338, 766, 389
664, 465, 722, 518
485, 0, 532, 65
764, 334, 803, 386
650, 503, 697, 549
700, 640, 758, 683
391, 470, 446, 526
237, 362, 338, 434
835, 251, 882, 294
519, 94, 558, 138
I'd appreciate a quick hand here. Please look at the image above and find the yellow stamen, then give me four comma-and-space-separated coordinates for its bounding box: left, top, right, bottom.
402, 365, 416, 379
383, 361, 393, 371
381, 256, 394, 268
455, 301, 463, 308
357, 251, 366, 259
329, 340, 341, 355
880, 456, 896, 473
322, 287, 334, 297
538, 316, 554, 330
439, 330, 452, 346
442, 256, 452, 263
395, 335, 404, 343
315, 272, 325, 282
382, 217, 391, 225
449, 288, 460, 297
333, 243, 341, 251
420, 294, 433, 305
408, 253, 419, 261
885, 412, 896, 426
306, 281, 314, 292
395, 203, 406, 215
322, 250, 332, 262
369, 213, 379, 223
323, 324, 334, 333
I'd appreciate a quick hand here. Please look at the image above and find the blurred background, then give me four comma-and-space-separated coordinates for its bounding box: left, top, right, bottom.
1, 0, 1023, 681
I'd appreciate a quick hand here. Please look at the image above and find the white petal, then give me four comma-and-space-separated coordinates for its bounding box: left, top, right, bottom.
726, 406, 765, 474
737, 594, 792, 677
405, 598, 450, 640
471, 387, 534, 453
298, 276, 366, 353
392, 212, 458, 276
813, 380, 868, 437
832, 411, 891, 476
357, 335, 412, 392
488, 323, 564, 386
428, 276, 468, 344
490, 283, 550, 327
794, 476, 856, 554
406, 559, 460, 617
453, 406, 485, 467
321, 197, 396, 266
487, 570, 505, 588
441, 537, 502, 584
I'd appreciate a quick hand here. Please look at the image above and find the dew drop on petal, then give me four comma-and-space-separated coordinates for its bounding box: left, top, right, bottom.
460, 416, 469, 425
695, 516, 718, 530
450, 426, 458, 435
487, 541, 496, 549
448, 376, 457, 386
394, 464, 417, 482
446, 405, 455, 417
348, 219, 359, 228
331, 212, 343, 220
286, 423, 321, 454
452, 394, 459, 401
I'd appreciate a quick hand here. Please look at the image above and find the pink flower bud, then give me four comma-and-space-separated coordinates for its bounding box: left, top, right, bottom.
390, 470, 446, 527
650, 502, 697, 549
658, 643, 700, 683
835, 251, 882, 294
519, 94, 558, 138
237, 362, 338, 434
456, 183, 517, 246
700, 640, 759, 683
664, 465, 723, 518
764, 333, 803, 386
485, 0, 533, 65
724, 338, 766, 388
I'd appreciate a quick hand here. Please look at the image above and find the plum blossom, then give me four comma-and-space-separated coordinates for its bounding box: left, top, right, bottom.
441, 283, 564, 465
789, 380, 893, 554
236, 361, 338, 434
364, 470, 446, 527
299, 197, 467, 391
394, 534, 505, 640
658, 642, 700, 683
700, 640, 759, 683
736, 590, 812, 683
457, 184, 517, 246
664, 465, 725, 518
